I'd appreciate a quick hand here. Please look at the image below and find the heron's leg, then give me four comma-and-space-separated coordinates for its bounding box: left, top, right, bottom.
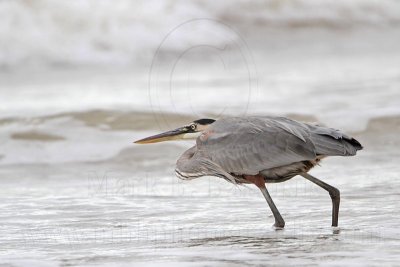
244, 175, 285, 228
300, 173, 340, 227
259, 186, 286, 228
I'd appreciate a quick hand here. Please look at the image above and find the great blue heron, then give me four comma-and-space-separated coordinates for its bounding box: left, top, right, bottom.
134, 116, 362, 228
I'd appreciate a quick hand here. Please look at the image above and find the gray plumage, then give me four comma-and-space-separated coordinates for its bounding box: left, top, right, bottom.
175, 116, 362, 184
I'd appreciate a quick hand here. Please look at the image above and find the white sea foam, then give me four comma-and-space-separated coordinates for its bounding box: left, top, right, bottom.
1, 1, 399, 130
0, 0, 400, 68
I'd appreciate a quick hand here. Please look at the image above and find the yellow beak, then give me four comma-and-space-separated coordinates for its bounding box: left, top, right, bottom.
134, 127, 188, 144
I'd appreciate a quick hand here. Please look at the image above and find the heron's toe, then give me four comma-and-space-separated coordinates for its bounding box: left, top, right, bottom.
331, 226, 340, 234
273, 221, 285, 230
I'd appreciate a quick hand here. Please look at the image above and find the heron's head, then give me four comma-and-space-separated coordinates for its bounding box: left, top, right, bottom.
134, 118, 215, 144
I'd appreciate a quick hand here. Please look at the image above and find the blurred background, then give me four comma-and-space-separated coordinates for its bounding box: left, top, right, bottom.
1, 1, 400, 266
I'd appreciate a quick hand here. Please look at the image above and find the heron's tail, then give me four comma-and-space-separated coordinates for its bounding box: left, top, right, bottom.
346, 137, 363, 151
308, 125, 363, 156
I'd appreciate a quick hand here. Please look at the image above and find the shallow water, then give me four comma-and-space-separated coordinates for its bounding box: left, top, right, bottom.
1, 111, 400, 266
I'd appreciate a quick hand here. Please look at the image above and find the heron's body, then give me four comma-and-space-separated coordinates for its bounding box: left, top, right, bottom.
175, 116, 361, 184
135, 116, 363, 228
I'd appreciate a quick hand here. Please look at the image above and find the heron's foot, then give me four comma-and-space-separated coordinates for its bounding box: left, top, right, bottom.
273, 220, 285, 230
331, 226, 340, 234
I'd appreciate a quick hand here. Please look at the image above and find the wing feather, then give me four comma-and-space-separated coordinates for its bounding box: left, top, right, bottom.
195, 116, 362, 176
196, 117, 316, 175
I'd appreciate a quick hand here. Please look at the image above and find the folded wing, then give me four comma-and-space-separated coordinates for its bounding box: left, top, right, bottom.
196, 116, 362, 176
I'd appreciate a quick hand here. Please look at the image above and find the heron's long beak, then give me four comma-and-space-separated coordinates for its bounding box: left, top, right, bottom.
134, 126, 189, 144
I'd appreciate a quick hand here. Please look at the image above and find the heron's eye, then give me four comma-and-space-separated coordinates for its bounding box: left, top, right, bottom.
190, 124, 196, 130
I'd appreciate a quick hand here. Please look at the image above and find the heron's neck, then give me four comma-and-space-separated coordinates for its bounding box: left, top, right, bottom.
176, 146, 202, 180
